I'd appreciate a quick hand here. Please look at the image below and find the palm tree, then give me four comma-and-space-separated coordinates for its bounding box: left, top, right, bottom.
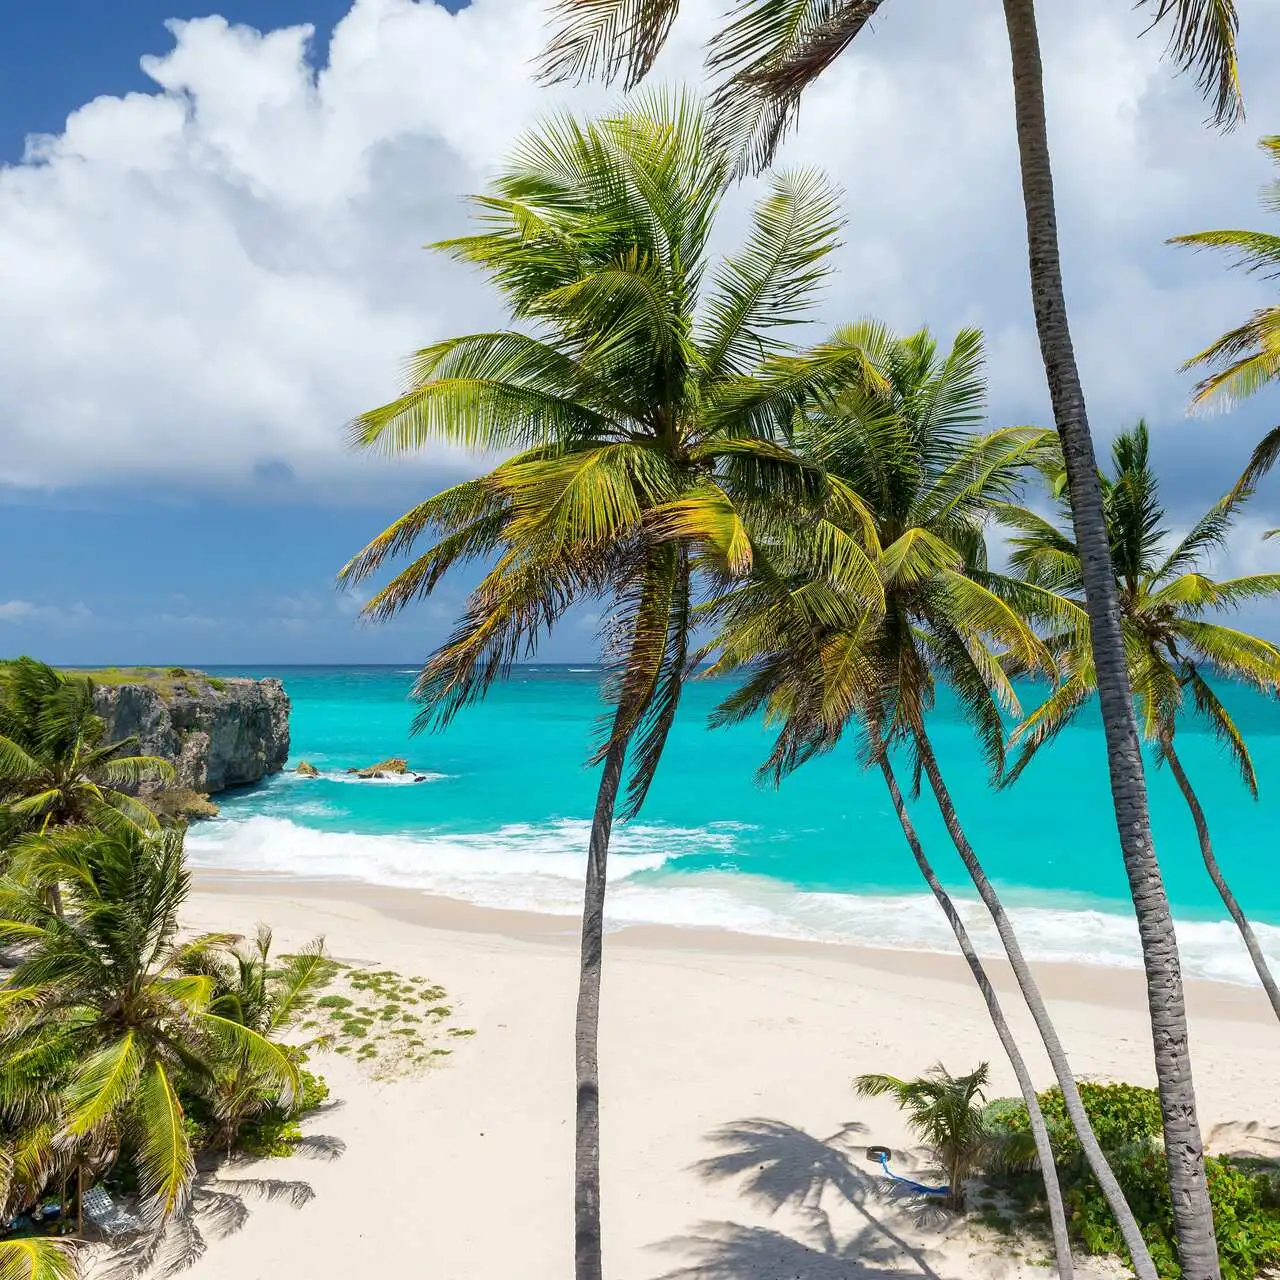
1001, 421, 1280, 1019
0, 825, 298, 1232
0, 659, 172, 910
191, 926, 336, 1154
338, 93, 883, 1280
707, 323, 1156, 1278
538, 6, 1239, 1272
1171, 135, 1280, 494
855, 1063, 992, 1213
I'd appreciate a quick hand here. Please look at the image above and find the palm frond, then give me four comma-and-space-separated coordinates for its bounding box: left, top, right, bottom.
197, 1014, 301, 1106
0, 1239, 81, 1280
697, 168, 843, 378
1175, 619, 1280, 691
708, 0, 884, 174
1135, 0, 1242, 127
1004, 672, 1094, 786
1182, 664, 1257, 794
538, 0, 680, 87
62, 1033, 143, 1136
133, 1062, 193, 1226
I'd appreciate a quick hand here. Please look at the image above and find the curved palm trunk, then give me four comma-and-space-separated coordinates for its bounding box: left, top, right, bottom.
575, 722, 630, 1280
1000, 3, 1219, 1274
1163, 737, 1280, 1020
877, 752, 1075, 1279
914, 730, 1159, 1280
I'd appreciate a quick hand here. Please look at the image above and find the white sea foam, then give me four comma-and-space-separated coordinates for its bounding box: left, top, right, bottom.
185, 816, 1280, 989
281, 769, 450, 786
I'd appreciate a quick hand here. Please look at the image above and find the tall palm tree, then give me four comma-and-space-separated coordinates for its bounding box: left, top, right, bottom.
1001, 421, 1280, 1018
337, 94, 883, 1280
538, 6, 1240, 1271
0, 659, 172, 868
707, 323, 1155, 1278
0, 825, 298, 1232
855, 1063, 993, 1213
1171, 135, 1280, 494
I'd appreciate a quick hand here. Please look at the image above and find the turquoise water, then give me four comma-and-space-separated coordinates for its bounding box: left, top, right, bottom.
185, 664, 1280, 985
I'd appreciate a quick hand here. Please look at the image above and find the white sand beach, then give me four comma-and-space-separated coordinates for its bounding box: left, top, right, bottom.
175, 873, 1279, 1280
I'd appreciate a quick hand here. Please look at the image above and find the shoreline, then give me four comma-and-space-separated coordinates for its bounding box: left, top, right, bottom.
178, 868, 1279, 1280
191, 867, 1274, 1024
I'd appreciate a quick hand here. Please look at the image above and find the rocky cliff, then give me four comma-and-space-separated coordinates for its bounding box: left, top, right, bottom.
92, 672, 290, 794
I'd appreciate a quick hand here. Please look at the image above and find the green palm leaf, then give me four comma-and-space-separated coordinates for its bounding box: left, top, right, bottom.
133, 1062, 193, 1225
62, 1033, 143, 1136
697, 168, 843, 378
197, 1013, 301, 1105
0, 1240, 80, 1280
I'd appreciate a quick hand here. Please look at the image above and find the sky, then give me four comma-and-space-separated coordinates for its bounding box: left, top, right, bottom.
1, 0, 1279, 665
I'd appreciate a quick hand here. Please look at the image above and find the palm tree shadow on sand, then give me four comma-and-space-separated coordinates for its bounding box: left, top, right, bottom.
89, 1132, 346, 1280
650, 1119, 947, 1280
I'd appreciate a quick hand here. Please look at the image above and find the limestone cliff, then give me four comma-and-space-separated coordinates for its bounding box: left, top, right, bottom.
91, 672, 290, 794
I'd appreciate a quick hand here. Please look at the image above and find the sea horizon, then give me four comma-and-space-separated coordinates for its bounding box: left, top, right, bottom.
178, 662, 1280, 989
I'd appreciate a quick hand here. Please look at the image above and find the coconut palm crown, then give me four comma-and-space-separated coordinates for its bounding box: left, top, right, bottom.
1003, 421, 1280, 783
0, 658, 173, 837
337, 92, 884, 1280
706, 324, 1054, 781
1001, 420, 1280, 1017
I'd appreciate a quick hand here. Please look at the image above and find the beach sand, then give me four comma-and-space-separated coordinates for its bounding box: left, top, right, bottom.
175, 872, 1279, 1280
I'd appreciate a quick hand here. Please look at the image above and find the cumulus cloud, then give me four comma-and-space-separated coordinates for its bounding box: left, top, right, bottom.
0, 0, 1278, 527
0, 600, 93, 625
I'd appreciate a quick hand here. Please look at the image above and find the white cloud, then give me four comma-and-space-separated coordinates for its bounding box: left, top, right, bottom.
0, 600, 93, 625
157, 612, 221, 627
0, 0, 1278, 514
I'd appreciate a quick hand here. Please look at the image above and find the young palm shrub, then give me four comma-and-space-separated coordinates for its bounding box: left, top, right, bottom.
191, 926, 336, 1154
337, 92, 882, 1280
539, 6, 1238, 1272
1171, 136, 1280, 494
855, 1063, 993, 1213
0, 825, 298, 1232
1000, 422, 1280, 1018
0, 659, 173, 911
707, 323, 1162, 1278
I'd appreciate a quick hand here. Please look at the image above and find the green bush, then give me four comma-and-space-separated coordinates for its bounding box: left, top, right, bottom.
237, 1069, 330, 1159
983, 1083, 1280, 1280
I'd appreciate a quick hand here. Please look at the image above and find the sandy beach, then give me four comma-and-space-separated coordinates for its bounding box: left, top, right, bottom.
164, 872, 1279, 1280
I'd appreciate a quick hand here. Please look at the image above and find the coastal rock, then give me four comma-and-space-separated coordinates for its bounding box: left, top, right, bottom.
92, 673, 290, 795
355, 757, 409, 779
295, 760, 320, 778
145, 788, 221, 824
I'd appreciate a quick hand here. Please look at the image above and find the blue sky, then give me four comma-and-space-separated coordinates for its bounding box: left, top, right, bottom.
2, 0, 1279, 666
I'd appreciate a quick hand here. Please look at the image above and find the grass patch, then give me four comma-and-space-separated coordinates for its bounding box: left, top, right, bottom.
311, 965, 472, 1077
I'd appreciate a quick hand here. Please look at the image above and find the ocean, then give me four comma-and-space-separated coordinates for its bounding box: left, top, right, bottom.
185, 664, 1280, 987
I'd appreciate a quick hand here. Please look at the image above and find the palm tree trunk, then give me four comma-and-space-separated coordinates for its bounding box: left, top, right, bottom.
877, 750, 1075, 1279
1163, 737, 1280, 1020
1000, 3, 1219, 1274
575, 718, 631, 1280
36, 813, 64, 919
914, 729, 1159, 1280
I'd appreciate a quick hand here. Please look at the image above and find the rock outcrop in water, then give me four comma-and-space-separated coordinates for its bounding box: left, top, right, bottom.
353, 757, 409, 779
91, 672, 290, 795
